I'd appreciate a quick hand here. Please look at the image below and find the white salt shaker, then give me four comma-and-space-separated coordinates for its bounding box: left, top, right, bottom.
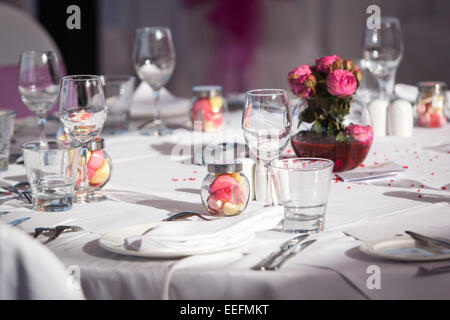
368, 99, 389, 137
387, 99, 413, 137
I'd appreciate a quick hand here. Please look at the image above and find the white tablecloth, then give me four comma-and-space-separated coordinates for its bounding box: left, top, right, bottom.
1, 111, 450, 300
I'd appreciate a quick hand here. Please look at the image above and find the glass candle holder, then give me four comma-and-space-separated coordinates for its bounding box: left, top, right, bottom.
201, 161, 250, 216
85, 138, 112, 190
415, 81, 448, 127
190, 85, 226, 131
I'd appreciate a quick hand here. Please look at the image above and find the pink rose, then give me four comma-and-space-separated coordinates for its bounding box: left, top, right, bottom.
315, 55, 341, 74
326, 69, 357, 97
287, 65, 313, 98
345, 124, 373, 145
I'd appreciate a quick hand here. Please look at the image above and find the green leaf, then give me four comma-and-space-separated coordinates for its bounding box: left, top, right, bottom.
336, 131, 346, 142
313, 120, 322, 134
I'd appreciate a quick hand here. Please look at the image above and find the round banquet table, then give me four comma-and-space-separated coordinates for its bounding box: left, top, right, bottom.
1, 111, 450, 300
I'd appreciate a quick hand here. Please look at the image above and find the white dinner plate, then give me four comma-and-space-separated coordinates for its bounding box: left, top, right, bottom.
99, 222, 254, 258
359, 236, 450, 262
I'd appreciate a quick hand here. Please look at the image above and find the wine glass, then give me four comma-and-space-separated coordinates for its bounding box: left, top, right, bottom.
58, 75, 107, 203
18, 51, 61, 140
363, 16, 404, 100
133, 27, 176, 136
242, 89, 292, 204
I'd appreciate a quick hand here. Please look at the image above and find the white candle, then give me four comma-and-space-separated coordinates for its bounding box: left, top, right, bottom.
368, 99, 389, 137
387, 99, 413, 137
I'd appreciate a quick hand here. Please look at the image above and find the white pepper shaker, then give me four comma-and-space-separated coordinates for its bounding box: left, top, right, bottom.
368, 99, 389, 137
387, 99, 413, 137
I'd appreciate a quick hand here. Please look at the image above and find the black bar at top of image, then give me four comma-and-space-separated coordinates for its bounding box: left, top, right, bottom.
38, 0, 98, 75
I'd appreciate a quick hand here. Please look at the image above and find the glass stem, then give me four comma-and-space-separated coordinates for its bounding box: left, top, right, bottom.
264, 162, 273, 206
377, 69, 397, 100
257, 158, 273, 205
37, 116, 46, 140
80, 146, 90, 192
154, 89, 161, 123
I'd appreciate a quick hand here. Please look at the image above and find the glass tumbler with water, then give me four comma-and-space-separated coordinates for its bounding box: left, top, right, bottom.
21, 140, 81, 212
271, 158, 334, 233
101, 75, 136, 134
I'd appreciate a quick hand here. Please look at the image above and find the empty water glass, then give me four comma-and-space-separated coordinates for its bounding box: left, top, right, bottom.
271, 158, 334, 233
21, 140, 81, 212
0, 110, 16, 171
101, 75, 136, 134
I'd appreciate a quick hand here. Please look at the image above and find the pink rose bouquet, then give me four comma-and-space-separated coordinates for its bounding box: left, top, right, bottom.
287, 55, 367, 143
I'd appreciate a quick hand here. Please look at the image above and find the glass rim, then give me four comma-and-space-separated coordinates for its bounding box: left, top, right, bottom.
61, 75, 102, 82
20, 50, 58, 57
417, 81, 447, 88
21, 139, 82, 151
270, 157, 335, 171
100, 74, 136, 82
0, 109, 16, 117
135, 26, 171, 33
246, 89, 287, 97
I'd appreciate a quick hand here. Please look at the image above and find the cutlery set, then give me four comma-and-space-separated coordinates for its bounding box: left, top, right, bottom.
34, 225, 84, 243
6, 217, 83, 243
1, 181, 32, 204
252, 235, 316, 271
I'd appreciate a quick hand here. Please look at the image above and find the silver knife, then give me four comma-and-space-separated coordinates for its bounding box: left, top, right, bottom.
251, 234, 309, 270
266, 239, 317, 271
405, 230, 450, 249
8, 217, 31, 226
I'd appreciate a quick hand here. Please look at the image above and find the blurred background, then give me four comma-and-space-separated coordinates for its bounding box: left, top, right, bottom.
1, 0, 449, 99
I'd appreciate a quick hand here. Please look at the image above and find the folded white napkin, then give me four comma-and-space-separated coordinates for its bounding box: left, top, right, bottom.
130, 82, 190, 118
336, 161, 404, 182
124, 205, 283, 252
395, 83, 450, 102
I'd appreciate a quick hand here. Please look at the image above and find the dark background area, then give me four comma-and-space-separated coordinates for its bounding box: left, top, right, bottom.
38, 0, 98, 74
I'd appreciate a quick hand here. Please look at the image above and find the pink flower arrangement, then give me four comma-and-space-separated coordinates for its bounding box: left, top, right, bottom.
287, 54, 362, 99
287, 55, 369, 145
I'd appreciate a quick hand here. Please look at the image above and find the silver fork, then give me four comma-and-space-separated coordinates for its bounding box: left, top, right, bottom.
22, 190, 33, 204
45, 225, 84, 243
1, 185, 31, 204
34, 227, 51, 238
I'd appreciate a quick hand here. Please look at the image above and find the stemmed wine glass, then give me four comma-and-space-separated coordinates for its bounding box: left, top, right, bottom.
58, 75, 107, 203
133, 27, 176, 136
18, 51, 61, 140
363, 16, 404, 100
242, 89, 292, 204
